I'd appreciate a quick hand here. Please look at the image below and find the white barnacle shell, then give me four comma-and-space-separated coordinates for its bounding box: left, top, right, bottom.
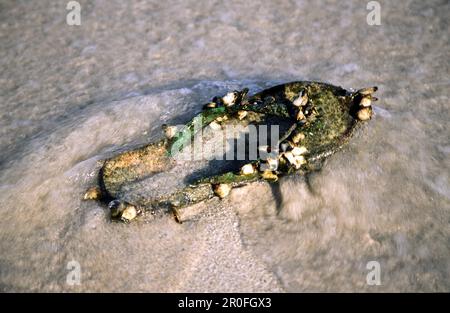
296, 110, 306, 121
222, 92, 237, 107
240, 163, 255, 175
216, 115, 228, 122
209, 121, 222, 130
162, 125, 178, 139
284, 151, 296, 165
237, 110, 248, 120
292, 156, 306, 169
214, 184, 232, 199
293, 91, 308, 107
292, 132, 305, 144
284, 152, 306, 169
295, 155, 306, 167
357, 107, 372, 121
291, 146, 308, 156
83, 186, 101, 200
357, 86, 378, 96
360, 96, 372, 107
261, 170, 278, 181
266, 157, 279, 171
121, 205, 138, 222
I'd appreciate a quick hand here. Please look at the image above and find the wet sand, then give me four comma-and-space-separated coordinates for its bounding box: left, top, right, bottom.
0, 0, 449, 291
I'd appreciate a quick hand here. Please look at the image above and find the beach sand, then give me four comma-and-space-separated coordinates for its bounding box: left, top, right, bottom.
0, 0, 449, 291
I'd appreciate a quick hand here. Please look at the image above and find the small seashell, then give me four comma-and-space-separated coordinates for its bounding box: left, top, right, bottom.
121, 205, 137, 222
162, 124, 178, 139
283, 152, 306, 169
292, 132, 305, 144
293, 91, 308, 107
213, 184, 232, 199
261, 170, 278, 181
357, 107, 372, 121
84, 187, 102, 200
296, 110, 306, 121
216, 116, 228, 122
237, 110, 248, 120
209, 121, 222, 130
266, 157, 279, 171
240, 163, 255, 175
222, 92, 237, 107
294, 155, 306, 168
291, 146, 308, 156
283, 151, 296, 165
360, 96, 372, 107
357, 86, 378, 96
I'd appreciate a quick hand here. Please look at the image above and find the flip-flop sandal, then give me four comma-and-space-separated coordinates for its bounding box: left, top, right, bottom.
83, 81, 378, 223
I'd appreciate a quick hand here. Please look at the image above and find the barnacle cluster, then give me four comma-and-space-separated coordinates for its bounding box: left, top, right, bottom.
84, 81, 377, 222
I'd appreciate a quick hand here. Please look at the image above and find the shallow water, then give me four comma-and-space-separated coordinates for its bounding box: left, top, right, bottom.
0, 0, 449, 291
